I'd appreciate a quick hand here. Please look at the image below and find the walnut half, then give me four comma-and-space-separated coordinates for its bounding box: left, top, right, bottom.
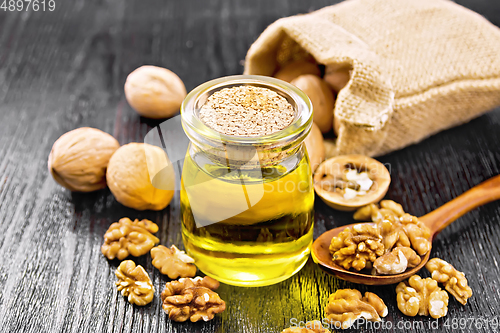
102, 218, 159, 260
324, 289, 387, 329
396, 275, 449, 319
151, 245, 197, 279
115, 260, 155, 306
426, 258, 472, 305
329, 224, 384, 271
161, 276, 225, 322
373, 247, 421, 275
354, 200, 431, 256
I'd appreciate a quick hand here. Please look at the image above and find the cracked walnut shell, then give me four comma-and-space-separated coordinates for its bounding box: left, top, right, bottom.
281, 321, 331, 333
48, 127, 120, 192
329, 224, 384, 271
314, 155, 391, 211
325, 289, 387, 329
151, 245, 197, 279
115, 260, 154, 306
161, 276, 225, 322
101, 218, 159, 260
426, 258, 472, 305
396, 275, 449, 319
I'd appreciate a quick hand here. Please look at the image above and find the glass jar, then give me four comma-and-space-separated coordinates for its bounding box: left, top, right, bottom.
180, 75, 314, 287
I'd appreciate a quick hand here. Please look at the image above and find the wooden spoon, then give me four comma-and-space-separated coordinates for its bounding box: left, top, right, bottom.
312, 174, 500, 285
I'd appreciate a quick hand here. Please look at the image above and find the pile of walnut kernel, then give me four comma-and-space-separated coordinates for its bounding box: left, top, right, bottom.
330, 200, 431, 275
101, 217, 226, 323
326, 200, 472, 321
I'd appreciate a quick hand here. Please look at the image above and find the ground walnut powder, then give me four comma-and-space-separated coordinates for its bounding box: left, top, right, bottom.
199, 85, 295, 136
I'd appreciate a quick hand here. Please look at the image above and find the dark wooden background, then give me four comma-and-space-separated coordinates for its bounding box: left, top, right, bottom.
1, 1, 500, 332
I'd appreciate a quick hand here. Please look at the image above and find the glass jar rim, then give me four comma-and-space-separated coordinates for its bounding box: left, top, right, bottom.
180, 75, 313, 145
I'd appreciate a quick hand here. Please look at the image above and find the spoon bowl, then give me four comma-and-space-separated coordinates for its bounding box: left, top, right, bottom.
312, 222, 431, 285
312, 174, 500, 285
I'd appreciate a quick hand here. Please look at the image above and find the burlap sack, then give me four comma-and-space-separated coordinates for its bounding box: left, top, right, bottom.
244, 0, 500, 157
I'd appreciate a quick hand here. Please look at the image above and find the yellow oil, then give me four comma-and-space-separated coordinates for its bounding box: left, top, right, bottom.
180, 147, 314, 287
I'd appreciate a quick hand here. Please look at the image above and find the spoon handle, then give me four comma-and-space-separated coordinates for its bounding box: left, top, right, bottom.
419, 174, 500, 236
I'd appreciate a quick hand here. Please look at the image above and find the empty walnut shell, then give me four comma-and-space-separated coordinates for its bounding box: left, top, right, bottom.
314, 155, 391, 211
48, 127, 120, 192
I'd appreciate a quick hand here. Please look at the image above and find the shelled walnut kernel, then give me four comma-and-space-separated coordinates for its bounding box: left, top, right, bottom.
426, 258, 472, 305
329, 224, 384, 271
281, 321, 331, 333
161, 276, 225, 322
396, 275, 449, 319
151, 245, 197, 279
373, 246, 421, 275
101, 218, 159, 260
115, 260, 154, 306
181, 276, 220, 290
325, 289, 387, 329
354, 200, 431, 256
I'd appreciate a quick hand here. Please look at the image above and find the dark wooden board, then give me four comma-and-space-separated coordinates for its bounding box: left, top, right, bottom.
1, 1, 500, 332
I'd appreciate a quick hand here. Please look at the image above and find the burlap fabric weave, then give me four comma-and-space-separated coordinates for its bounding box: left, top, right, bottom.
244, 0, 500, 157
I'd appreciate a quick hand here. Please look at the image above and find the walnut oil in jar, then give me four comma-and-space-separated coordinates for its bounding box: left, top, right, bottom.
180, 76, 314, 287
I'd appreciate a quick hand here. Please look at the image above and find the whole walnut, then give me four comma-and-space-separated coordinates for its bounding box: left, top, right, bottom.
106, 143, 175, 210
48, 127, 120, 192
323, 64, 351, 94
125, 65, 187, 119
303, 122, 325, 172
291, 75, 335, 133
273, 59, 321, 83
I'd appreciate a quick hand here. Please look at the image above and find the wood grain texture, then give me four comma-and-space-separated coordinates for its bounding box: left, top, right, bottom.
0, 1, 500, 332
